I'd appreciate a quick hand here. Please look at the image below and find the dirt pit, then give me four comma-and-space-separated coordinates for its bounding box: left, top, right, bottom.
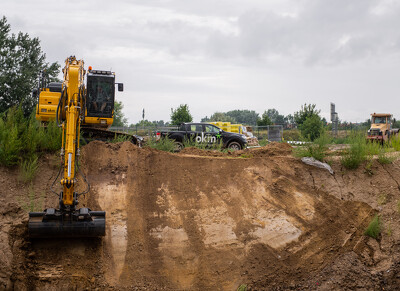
1, 142, 400, 290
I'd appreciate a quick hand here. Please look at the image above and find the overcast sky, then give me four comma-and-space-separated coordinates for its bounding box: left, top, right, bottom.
2, 0, 400, 124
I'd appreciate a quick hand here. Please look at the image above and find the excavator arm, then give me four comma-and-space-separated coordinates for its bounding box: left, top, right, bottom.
60, 57, 83, 207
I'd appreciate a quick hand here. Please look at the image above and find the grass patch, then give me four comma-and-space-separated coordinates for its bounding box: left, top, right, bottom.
341, 134, 369, 169
378, 150, 397, 164
364, 159, 374, 176
258, 139, 268, 147
19, 155, 39, 183
387, 222, 392, 237
283, 129, 302, 141
0, 107, 62, 167
145, 136, 176, 152
111, 133, 131, 143
240, 153, 254, 159
377, 193, 387, 206
391, 135, 400, 151
237, 284, 247, 291
364, 215, 381, 239
341, 132, 398, 169
18, 184, 44, 213
293, 132, 331, 162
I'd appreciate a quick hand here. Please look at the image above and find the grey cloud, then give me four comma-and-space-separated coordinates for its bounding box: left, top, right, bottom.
200, 0, 400, 66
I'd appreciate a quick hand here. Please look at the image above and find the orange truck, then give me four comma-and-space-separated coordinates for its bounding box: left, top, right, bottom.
367, 113, 399, 144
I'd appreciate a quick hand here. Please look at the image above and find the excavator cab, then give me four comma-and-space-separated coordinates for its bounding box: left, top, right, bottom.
86, 70, 115, 118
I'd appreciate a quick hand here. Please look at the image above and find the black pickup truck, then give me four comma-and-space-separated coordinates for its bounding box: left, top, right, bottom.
156, 123, 247, 151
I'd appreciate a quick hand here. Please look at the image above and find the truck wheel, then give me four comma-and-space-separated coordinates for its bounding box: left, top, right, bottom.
227, 141, 242, 151
174, 141, 184, 152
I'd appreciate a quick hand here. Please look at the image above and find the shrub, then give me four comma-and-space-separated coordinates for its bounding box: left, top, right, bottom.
145, 136, 176, 152
299, 115, 323, 141
378, 150, 396, 164
38, 121, 62, 152
111, 133, 131, 143
341, 134, 368, 169
391, 135, 400, 151
0, 122, 23, 166
294, 132, 331, 162
19, 155, 39, 183
283, 129, 302, 141
364, 215, 381, 239
0, 106, 62, 167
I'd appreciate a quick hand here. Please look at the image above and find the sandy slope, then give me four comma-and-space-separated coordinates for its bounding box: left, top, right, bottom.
1, 142, 399, 290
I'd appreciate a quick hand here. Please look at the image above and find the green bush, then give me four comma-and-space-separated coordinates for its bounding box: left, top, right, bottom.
0, 106, 62, 167
38, 121, 62, 152
364, 215, 381, 239
283, 129, 302, 141
294, 132, 331, 161
299, 115, 323, 141
0, 107, 24, 166
378, 150, 396, 164
19, 155, 39, 183
111, 133, 131, 143
391, 135, 400, 151
341, 134, 368, 169
145, 136, 176, 152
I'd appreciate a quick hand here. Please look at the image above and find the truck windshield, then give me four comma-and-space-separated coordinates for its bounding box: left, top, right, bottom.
373, 117, 386, 124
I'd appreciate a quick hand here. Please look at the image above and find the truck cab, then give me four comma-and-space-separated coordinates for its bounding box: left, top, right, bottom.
367, 113, 399, 144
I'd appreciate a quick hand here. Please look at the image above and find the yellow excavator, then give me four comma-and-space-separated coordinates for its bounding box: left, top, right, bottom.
28, 56, 129, 237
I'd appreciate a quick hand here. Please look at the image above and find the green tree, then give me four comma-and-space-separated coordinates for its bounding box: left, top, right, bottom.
225, 110, 259, 125
202, 112, 236, 123
294, 103, 321, 126
170, 104, 193, 125
257, 111, 272, 126
300, 115, 323, 141
265, 108, 285, 124
113, 101, 128, 127
0, 16, 60, 116
284, 114, 295, 127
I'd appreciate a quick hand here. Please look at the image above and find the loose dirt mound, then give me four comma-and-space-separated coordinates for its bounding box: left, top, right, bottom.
1, 142, 400, 290
179, 142, 293, 158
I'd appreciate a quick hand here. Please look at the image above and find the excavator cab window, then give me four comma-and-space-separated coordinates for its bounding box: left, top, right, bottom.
86, 74, 115, 118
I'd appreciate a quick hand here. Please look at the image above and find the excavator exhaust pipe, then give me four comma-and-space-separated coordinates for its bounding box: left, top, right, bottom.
28, 208, 105, 238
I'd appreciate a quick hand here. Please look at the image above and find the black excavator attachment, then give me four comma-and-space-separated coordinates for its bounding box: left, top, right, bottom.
28, 208, 105, 238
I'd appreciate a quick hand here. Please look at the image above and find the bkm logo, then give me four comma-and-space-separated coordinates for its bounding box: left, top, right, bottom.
195, 132, 219, 143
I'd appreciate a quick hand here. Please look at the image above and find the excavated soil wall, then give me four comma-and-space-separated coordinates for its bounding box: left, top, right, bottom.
1, 142, 400, 290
